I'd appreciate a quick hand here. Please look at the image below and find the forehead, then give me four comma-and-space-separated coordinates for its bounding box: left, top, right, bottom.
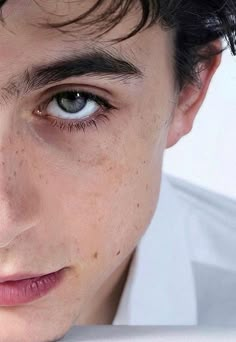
0, 0, 174, 96
0, 1, 141, 64
0, 0, 139, 42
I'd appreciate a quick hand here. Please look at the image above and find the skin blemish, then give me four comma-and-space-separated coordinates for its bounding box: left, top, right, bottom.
93, 252, 98, 259
116, 250, 121, 256
21, 149, 25, 153
15, 150, 19, 154
14, 171, 16, 177
137, 203, 140, 208
1, 162, 5, 166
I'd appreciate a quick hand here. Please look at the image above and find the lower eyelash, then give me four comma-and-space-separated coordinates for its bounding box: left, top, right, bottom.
47, 113, 111, 133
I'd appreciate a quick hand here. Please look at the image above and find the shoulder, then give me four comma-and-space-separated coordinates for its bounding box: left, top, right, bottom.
165, 173, 235, 222
163, 173, 236, 270
163, 173, 236, 325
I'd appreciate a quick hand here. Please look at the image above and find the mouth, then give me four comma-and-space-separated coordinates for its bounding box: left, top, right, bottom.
0, 272, 53, 283
0, 268, 67, 306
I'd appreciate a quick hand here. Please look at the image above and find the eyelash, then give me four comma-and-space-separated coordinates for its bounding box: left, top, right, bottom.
34, 89, 117, 133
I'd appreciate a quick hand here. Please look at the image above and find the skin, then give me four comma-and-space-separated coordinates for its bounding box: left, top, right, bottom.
0, 1, 221, 341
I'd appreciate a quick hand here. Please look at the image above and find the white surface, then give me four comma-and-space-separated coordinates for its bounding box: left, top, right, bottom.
61, 327, 236, 342
163, 49, 236, 199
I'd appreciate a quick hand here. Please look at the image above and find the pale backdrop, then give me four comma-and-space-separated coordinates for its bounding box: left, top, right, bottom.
163, 49, 236, 200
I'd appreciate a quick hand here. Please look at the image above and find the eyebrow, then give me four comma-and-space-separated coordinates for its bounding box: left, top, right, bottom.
1, 49, 143, 99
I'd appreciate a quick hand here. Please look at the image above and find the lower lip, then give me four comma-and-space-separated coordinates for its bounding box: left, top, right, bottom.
0, 269, 66, 306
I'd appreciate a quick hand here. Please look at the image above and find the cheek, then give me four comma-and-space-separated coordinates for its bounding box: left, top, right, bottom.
42, 124, 164, 265
29, 91, 169, 284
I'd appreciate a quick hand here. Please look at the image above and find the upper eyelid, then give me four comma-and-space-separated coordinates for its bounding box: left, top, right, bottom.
35, 82, 115, 105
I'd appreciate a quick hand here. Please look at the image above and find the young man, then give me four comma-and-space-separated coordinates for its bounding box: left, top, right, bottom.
0, 1, 235, 341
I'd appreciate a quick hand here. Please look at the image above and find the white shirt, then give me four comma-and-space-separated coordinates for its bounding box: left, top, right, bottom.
112, 173, 236, 325
62, 173, 236, 340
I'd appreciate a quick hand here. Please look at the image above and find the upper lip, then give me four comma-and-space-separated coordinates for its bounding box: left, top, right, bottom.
0, 272, 51, 283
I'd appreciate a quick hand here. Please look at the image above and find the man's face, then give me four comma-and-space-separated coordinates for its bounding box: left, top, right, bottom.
0, 1, 176, 341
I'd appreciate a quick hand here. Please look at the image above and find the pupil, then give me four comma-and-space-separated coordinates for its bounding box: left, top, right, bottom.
57, 92, 86, 113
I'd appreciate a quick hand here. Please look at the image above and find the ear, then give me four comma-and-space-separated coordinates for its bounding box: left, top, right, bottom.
166, 41, 222, 149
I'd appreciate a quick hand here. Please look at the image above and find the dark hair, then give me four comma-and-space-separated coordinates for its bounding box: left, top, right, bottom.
1, 0, 236, 89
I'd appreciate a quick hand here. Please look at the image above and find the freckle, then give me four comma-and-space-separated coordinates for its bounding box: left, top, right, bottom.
19, 160, 24, 167
137, 203, 140, 208
116, 250, 120, 256
77, 159, 81, 163
93, 252, 98, 259
136, 170, 139, 175
39, 174, 43, 179
16, 131, 20, 136
143, 160, 146, 164
1, 162, 5, 166
15, 150, 19, 155
8, 176, 11, 181
14, 171, 16, 177
21, 149, 25, 153
146, 184, 149, 191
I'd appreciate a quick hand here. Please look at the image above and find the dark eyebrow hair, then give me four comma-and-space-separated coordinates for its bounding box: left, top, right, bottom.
1, 49, 143, 99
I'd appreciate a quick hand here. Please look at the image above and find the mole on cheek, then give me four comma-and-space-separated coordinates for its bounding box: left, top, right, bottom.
116, 250, 121, 256
93, 252, 98, 259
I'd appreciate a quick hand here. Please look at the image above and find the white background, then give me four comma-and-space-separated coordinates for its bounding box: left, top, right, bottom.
163, 48, 236, 200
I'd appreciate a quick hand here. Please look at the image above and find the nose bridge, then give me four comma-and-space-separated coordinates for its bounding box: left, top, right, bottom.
0, 129, 39, 248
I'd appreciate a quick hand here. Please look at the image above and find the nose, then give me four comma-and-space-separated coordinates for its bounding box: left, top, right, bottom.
0, 133, 40, 248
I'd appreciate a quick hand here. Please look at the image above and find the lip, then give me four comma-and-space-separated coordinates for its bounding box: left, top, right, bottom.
0, 273, 51, 283
0, 268, 67, 306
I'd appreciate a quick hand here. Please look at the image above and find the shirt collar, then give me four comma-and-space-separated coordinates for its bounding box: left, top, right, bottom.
112, 173, 197, 325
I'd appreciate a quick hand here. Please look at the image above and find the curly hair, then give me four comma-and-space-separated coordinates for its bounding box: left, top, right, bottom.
0, 0, 236, 88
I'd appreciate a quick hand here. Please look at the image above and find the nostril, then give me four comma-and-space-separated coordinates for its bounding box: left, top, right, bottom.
0, 0, 7, 9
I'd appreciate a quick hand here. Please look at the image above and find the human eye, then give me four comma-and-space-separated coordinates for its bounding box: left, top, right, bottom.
33, 87, 117, 133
